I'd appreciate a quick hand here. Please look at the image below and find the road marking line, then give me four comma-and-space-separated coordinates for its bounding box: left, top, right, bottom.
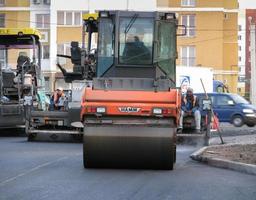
0, 156, 68, 187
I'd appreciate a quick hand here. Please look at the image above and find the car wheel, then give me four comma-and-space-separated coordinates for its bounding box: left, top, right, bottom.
246, 123, 255, 127
232, 115, 244, 127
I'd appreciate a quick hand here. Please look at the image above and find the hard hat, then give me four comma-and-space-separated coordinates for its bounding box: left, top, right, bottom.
187, 87, 193, 93
56, 87, 63, 91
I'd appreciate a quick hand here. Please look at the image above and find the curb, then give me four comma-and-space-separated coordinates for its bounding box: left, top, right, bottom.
190, 145, 256, 176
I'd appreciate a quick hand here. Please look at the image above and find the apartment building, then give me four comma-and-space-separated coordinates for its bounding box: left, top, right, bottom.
157, 0, 239, 93
0, 0, 156, 91
245, 9, 256, 99
2, 0, 241, 94
237, 9, 246, 96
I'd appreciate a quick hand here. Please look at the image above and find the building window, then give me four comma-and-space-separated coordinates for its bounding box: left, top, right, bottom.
65, 45, 71, 56
238, 76, 245, 82
238, 35, 242, 40
239, 56, 242, 62
57, 12, 64, 25
36, 14, 50, 29
181, 0, 195, 7
74, 12, 81, 26
57, 43, 81, 65
0, 0, 5, 6
0, 49, 6, 68
65, 12, 73, 25
43, 0, 50, 5
239, 46, 242, 51
181, 46, 196, 67
57, 44, 65, 55
33, 0, 50, 5
238, 25, 242, 31
224, 13, 229, 20
58, 43, 82, 55
0, 14, 5, 27
57, 11, 83, 26
42, 45, 50, 59
181, 15, 195, 37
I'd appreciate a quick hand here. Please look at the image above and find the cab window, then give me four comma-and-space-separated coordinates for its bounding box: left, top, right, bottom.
119, 17, 154, 65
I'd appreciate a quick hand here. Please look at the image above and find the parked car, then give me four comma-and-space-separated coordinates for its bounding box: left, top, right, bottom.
195, 93, 256, 127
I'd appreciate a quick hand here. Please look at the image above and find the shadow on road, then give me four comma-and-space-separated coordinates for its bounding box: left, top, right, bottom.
0, 128, 26, 137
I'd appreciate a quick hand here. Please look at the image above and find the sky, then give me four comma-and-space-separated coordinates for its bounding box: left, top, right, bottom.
239, 0, 256, 9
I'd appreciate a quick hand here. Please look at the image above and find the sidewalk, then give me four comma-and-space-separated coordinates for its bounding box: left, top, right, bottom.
191, 133, 256, 175
210, 133, 256, 145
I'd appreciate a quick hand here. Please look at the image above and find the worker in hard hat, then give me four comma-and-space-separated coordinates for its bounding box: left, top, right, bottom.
49, 87, 65, 110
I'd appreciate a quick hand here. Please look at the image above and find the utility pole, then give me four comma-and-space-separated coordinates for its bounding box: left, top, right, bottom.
250, 22, 256, 105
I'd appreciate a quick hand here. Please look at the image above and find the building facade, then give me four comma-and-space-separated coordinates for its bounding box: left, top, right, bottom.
245, 9, 256, 100
0, 0, 156, 92
157, 0, 239, 93
237, 9, 246, 96
1, 0, 239, 93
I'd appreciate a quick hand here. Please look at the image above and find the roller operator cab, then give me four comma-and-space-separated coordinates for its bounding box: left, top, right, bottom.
81, 11, 181, 170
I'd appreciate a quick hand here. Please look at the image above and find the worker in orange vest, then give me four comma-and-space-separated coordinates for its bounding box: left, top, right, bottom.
178, 87, 201, 133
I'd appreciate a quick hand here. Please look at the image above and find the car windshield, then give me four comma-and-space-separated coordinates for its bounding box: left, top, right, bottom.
231, 94, 249, 104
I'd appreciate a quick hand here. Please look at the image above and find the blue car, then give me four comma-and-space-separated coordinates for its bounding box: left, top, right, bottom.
195, 93, 256, 127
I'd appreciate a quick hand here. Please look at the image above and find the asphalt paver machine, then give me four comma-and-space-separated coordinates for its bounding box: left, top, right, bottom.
0, 28, 45, 128
80, 11, 182, 169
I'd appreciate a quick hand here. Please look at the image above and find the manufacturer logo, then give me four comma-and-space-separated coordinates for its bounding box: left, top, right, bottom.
118, 107, 141, 113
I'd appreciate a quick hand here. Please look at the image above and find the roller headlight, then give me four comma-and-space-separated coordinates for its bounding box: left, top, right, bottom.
153, 108, 162, 114
96, 107, 106, 113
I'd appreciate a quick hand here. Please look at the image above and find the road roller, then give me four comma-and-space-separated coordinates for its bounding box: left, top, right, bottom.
79, 10, 182, 169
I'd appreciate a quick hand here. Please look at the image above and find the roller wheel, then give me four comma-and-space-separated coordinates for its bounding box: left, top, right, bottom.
83, 125, 175, 170
83, 141, 87, 168
173, 145, 176, 163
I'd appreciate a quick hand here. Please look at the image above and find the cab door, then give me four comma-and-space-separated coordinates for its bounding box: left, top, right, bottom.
155, 20, 177, 88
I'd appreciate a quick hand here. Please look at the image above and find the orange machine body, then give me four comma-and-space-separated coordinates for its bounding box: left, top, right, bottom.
81, 87, 181, 123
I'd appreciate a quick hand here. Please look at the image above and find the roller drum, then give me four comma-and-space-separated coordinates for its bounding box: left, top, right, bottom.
83, 126, 176, 169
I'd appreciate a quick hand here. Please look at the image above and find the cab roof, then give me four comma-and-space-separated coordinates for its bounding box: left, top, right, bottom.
82, 13, 99, 21
0, 28, 41, 49
0, 28, 41, 38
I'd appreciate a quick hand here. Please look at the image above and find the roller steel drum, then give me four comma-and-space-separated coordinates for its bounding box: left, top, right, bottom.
83, 126, 176, 170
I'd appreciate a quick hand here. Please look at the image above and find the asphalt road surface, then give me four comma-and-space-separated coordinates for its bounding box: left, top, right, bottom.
0, 127, 256, 200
